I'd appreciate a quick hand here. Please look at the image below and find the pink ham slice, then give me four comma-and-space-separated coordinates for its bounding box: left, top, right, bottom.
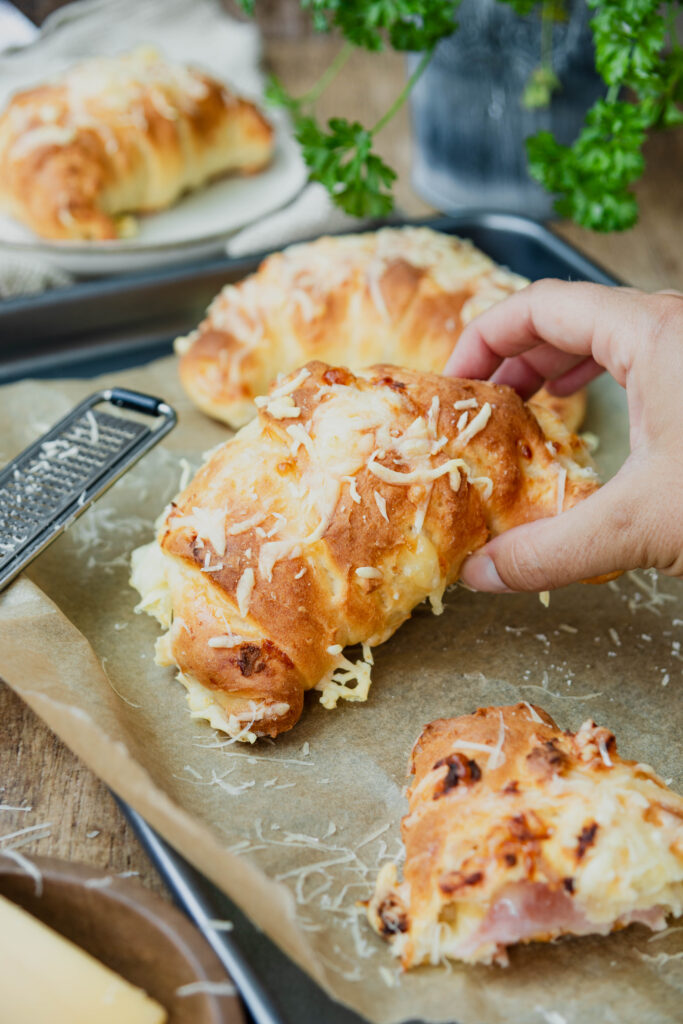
453, 882, 669, 961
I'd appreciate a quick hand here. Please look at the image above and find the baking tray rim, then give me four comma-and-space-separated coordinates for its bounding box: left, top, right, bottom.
0, 209, 620, 322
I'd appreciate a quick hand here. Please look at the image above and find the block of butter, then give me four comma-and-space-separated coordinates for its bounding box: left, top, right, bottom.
0, 893, 167, 1023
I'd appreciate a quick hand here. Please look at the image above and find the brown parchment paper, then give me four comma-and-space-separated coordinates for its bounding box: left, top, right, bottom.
0, 356, 681, 1024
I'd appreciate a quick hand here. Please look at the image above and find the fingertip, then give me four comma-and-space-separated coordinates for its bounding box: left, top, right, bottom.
489, 358, 546, 400
443, 323, 503, 381
460, 552, 513, 593
443, 349, 463, 378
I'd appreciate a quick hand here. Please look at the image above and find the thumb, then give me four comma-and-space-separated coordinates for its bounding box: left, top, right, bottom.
460, 465, 648, 592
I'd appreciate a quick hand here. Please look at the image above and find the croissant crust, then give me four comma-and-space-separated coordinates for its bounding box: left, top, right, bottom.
176, 227, 586, 432
131, 362, 599, 741
0, 47, 273, 240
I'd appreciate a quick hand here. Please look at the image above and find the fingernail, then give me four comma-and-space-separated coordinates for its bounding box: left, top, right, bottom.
461, 554, 511, 593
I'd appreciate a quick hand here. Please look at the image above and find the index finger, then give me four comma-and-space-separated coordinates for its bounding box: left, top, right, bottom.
444, 279, 643, 383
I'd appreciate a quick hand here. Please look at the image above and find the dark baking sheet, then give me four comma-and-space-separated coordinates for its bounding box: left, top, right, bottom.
121, 802, 386, 1024
0, 211, 618, 383
3, 213, 620, 1024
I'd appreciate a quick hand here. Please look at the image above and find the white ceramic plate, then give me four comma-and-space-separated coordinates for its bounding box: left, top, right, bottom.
0, 129, 307, 275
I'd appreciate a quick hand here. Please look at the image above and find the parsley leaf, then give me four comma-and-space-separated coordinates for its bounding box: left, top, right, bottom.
588, 0, 665, 90
527, 100, 647, 230
526, 0, 682, 230
296, 116, 397, 217
299, 1, 460, 51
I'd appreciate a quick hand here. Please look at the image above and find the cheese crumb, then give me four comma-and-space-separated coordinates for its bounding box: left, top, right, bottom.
374, 491, 389, 522
263, 395, 301, 419
236, 568, 255, 617
456, 402, 492, 445
355, 566, 383, 579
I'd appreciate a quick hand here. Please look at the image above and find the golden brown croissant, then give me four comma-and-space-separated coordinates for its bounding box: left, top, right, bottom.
0, 47, 273, 241
366, 703, 683, 967
176, 226, 586, 431
131, 362, 599, 741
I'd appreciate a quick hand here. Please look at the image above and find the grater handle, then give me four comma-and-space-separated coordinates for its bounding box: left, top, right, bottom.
0, 389, 177, 593
106, 388, 174, 418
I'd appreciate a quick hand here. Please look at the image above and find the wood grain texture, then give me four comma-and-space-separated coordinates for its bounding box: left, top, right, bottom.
0, 684, 167, 896
1, 32, 681, 900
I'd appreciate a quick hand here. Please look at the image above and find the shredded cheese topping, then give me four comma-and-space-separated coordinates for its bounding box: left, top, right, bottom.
173, 506, 227, 557
228, 512, 265, 535
343, 475, 362, 504
208, 634, 250, 649
374, 491, 388, 522
456, 402, 492, 445
367, 453, 467, 488
236, 567, 255, 618
356, 567, 383, 580
261, 395, 301, 419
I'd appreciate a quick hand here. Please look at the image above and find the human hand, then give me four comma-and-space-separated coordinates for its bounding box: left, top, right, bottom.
444, 280, 683, 592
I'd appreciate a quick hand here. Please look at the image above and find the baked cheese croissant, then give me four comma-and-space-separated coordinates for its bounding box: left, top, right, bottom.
131, 362, 600, 741
176, 226, 586, 431
366, 704, 683, 967
0, 47, 273, 241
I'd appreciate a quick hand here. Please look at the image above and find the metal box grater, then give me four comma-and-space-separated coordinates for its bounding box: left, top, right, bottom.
0, 387, 176, 591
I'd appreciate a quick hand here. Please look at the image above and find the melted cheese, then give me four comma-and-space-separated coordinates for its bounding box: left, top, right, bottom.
130, 542, 172, 628
178, 671, 289, 743
172, 506, 227, 557
317, 648, 374, 709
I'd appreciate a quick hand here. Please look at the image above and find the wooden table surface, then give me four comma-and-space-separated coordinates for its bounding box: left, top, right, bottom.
2, 36, 682, 904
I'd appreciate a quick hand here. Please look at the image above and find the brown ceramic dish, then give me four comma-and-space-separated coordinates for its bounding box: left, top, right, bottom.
0, 854, 245, 1024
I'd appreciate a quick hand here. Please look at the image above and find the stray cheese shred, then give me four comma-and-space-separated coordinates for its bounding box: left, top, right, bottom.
374, 491, 388, 521
236, 567, 255, 617
456, 402, 492, 446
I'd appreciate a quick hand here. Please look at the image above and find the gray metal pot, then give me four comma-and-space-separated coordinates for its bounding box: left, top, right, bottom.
408, 0, 605, 219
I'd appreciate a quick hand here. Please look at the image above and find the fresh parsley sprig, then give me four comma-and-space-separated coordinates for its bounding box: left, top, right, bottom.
527, 0, 682, 230
265, 34, 438, 218
240, 0, 682, 232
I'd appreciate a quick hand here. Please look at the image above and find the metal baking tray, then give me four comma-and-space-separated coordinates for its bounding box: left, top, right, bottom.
0, 211, 619, 384
2, 213, 620, 1024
